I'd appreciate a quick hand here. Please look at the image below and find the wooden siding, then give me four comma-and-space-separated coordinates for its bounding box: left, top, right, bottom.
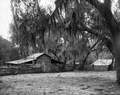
35, 55, 51, 72
94, 65, 108, 71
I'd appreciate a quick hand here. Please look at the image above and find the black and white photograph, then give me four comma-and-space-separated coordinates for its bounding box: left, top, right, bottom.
0, 0, 120, 94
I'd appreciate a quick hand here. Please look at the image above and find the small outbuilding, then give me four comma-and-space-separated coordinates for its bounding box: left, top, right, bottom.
5, 53, 63, 73
90, 59, 114, 71
29, 53, 52, 72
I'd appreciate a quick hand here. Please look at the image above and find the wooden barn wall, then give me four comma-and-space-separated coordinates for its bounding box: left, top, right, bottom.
35, 55, 51, 72
94, 65, 108, 71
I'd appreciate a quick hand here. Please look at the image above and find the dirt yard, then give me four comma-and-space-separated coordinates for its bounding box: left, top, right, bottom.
0, 71, 120, 95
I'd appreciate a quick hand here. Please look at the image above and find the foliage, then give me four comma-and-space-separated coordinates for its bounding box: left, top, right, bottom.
10, 0, 111, 67
0, 36, 21, 65
45, 32, 63, 60
10, 0, 50, 56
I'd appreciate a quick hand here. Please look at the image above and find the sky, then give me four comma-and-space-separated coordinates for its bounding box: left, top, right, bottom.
0, 0, 118, 40
0, 0, 54, 40
0, 0, 12, 40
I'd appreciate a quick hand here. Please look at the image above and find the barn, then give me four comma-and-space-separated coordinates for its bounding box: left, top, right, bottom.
27, 53, 51, 72
90, 59, 114, 71
5, 53, 63, 73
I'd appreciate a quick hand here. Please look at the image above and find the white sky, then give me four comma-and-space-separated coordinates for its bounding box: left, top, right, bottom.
0, 0, 118, 40
0, 0, 54, 40
0, 0, 12, 40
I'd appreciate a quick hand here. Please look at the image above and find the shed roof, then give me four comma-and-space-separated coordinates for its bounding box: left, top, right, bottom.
27, 53, 44, 59
5, 53, 51, 65
5, 58, 33, 65
91, 59, 112, 66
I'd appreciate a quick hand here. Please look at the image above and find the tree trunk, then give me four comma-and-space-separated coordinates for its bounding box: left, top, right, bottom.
62, 56, 67, 71
80, 62, 85, 71
113, 34, 120, 85
73, 60, 76, 70
81, 40, 100, 70
104, 38, 114, 56
62, 62, 66, 71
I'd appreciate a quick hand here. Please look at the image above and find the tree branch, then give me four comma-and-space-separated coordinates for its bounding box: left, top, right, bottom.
85, 0, 119, 36
78, 21, 114, 56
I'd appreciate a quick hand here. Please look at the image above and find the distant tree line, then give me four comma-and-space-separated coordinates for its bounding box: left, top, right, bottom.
0, 36, 21, 65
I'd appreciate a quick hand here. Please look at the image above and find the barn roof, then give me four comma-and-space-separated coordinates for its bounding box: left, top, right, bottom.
5, 58, 33, 65
91, 59, 112, 66
5, 53, 51, 65
27, 53, 44, 59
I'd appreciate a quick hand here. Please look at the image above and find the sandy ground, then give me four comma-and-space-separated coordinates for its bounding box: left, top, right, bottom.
0, 71, 120, 95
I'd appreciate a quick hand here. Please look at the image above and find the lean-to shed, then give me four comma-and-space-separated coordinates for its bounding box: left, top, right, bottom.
91, 59, 113, 71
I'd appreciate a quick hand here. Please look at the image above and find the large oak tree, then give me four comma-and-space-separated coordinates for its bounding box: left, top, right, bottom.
85, 0, 120, 85
51, 0, 120, 85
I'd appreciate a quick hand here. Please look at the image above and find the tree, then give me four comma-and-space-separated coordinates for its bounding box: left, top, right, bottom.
0, 36, 20, 65
50, 0, 120, 84
45, 32, 63, 61
50, 0, 112, 70
10, 47, 21, 61
0, 36, 11, 64
85, 0, 120, 85
10, 0, 50, 56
